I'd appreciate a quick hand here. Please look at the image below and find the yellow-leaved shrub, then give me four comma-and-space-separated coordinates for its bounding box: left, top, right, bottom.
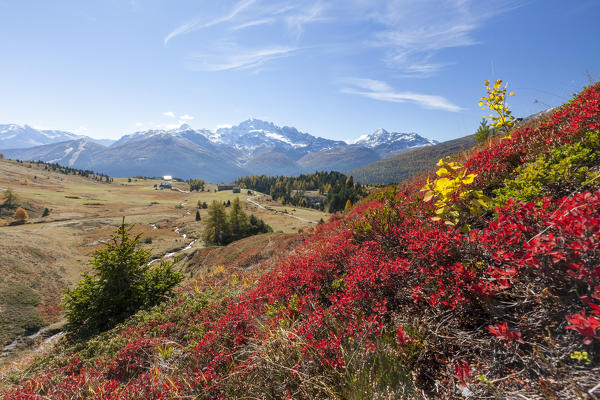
421, 159, 489, 228
478, 79, 516, 139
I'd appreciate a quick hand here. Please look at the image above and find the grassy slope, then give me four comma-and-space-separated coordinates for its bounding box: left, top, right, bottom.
0, 162, 324, 351
2, 83, 600, 399
347, 134, 477, 184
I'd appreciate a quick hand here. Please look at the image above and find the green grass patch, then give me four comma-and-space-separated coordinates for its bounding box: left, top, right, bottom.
0, 283, 44, 345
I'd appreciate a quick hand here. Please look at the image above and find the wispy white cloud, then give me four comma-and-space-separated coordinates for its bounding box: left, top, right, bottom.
340, 78, 462, 112
165, 0, 516, 77
187, 46, 297, 72
359, 0, 519, 75
74, 125, 88, 134
231, 17, 276, 31
156, 122, 183, 130
403, 63, 448, 76
285, 2, 328, 37
154, 113, 194, 129
164, 0, 328, 73
135, 122, 143, 127
164, 0, 257, 44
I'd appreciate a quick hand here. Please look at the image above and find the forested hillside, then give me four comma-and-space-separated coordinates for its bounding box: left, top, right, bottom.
348, 134, 477, 184
236, 171, 366, 213
3, 82, 600, 399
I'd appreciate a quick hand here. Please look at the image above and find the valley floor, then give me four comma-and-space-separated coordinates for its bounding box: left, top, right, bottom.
0, 160, 327, 367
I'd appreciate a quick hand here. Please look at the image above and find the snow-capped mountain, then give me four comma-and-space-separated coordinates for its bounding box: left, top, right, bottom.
354, 128, 437, 158
104, 119, 348, 176
213, 118, 345, 157
0, 124, 114, 149
0, 124, 80, 149
1, 120, 437, 181
2, 138, 106, 168
111, 124, 214, 148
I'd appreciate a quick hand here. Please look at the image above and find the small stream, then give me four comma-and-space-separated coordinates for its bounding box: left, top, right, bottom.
3, 224, 198, 357
148, 226, 198, 265
2, 326, 64, 356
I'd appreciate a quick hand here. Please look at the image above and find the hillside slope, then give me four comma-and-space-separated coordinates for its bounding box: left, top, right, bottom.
3, 83, 600, 399
86, 134, 247, 183
298, 144, 381, 173
348, 134, 477, 184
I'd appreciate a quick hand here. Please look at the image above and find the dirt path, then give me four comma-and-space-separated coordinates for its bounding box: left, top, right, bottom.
247, 194, 316, 224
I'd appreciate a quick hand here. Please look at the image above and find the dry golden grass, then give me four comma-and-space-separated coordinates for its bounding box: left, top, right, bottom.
0, 158, 327, 363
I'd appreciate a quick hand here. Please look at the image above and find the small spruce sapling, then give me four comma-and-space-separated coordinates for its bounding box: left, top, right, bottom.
474, 118, 493, 143
62, 218, 182, 338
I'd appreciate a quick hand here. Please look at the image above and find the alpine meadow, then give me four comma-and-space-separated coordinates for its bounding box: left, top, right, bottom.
1, 1, 599, 399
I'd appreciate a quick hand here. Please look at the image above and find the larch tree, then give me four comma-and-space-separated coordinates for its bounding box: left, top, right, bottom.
13, 206, 28, 221
3, 189, 19, 208
203, 201, 230, 245
228, 197, 249, 241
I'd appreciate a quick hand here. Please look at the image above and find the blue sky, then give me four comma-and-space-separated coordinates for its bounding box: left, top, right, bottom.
0, 0, 598, 142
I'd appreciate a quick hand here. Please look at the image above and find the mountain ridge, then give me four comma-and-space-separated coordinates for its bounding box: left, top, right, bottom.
0, 124, 115, 149
1, 119, 436, 181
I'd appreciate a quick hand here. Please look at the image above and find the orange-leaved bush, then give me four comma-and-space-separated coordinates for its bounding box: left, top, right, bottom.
13, 206, 28, 221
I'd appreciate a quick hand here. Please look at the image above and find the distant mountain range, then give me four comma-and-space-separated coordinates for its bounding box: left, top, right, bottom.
0, 120, 436, 182
0, 124, 115, 148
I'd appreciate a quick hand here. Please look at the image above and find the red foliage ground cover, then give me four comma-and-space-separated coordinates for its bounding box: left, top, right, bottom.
4, 83, 600, 399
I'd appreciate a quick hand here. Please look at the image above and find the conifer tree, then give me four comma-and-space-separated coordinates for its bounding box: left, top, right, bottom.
475, 118, 493, 143
228, 197, 249, 241
195, 210, 201, 221
203, 201, 230, 245
2, 188, 19, 208
63, 218, 182, 338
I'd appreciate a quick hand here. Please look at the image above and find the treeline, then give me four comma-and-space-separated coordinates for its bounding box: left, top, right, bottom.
236, 171, 366, 213
187, 179, 205, 192
11, 159, 113, 182
203, 198, 272, 246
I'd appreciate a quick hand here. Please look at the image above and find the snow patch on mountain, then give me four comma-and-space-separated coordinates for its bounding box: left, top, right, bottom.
48, 147, 74, 164
68, 140, 87, 166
